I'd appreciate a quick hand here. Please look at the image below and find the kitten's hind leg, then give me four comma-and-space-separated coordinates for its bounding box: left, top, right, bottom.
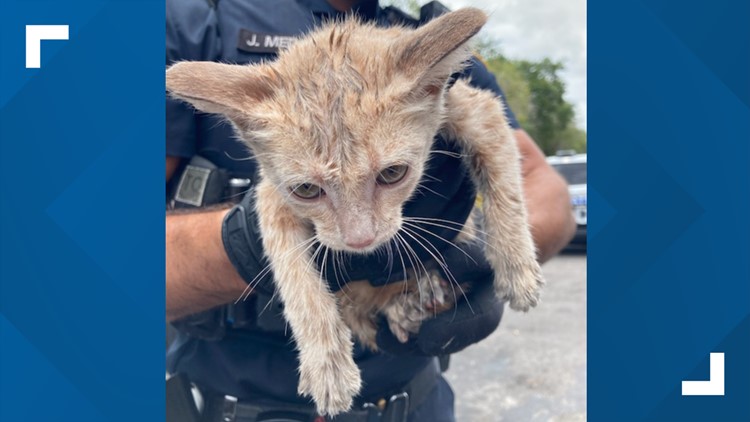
255, 182, 361, 416
443, 80, 544, 311
337, 281, 383, 351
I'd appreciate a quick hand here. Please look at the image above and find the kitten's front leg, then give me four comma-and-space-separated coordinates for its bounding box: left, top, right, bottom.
255, 181, 361, 415
444, 81, 544, 311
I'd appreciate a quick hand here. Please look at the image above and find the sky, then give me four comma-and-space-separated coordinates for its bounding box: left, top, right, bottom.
436, 0, 587, 130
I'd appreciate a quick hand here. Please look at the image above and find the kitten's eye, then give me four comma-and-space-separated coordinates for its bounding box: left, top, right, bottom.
291, 183, 324, 200
376, 164, 409, 185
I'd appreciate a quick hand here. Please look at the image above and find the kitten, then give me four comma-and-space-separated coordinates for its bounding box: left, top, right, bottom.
166, 8, 543, 416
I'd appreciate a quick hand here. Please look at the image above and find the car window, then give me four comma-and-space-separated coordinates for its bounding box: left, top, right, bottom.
553, 162, 587, 185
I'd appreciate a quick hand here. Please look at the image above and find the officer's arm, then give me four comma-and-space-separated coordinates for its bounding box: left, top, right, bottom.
515, 129, 576, 263
166, 158, 247, 322
166, 204, 247, 321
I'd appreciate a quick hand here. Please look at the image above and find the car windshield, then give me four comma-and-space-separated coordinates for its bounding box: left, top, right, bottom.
553, 162, 587, 185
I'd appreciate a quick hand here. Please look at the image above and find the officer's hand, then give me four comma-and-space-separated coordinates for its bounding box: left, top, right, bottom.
375, 242, 504, 356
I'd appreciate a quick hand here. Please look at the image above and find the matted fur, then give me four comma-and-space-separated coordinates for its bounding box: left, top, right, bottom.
167, 8, 543, 416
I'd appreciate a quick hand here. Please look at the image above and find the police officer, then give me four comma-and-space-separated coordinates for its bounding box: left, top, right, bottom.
166, 1, 575, 421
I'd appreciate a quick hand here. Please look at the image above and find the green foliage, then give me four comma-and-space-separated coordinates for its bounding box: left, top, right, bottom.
557, 125, 587, 153
475, 35, 586, 155
481, 54, 531, 129
519, 59, 576, 154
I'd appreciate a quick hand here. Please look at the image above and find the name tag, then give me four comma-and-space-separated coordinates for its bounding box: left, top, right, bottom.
237, 29, 296, 54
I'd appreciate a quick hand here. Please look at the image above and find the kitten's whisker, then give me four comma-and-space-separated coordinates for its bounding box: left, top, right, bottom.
341, 251, 352, 280
447, 279, 471, 321
429, 149, 465, 159
235, 236, 316, 303
407, 228, 474, 318
415, 183, 448, 199
393, 234, 419, 303
392, 235, 410, 296
244, 236, 317, 299
241, 236, 319, 317
329, 249, 357, 303
405, 215, 495, 240
320, 245, 330, 285
394, 233, 421, 283
420, 173, 442, 183
404, 216, 466, 226
239, 264, 273, 302
225, 187, 253, 201
273, 181, 299, 203
395, 232, 430, 308
401, 227, 474, 315
381, 241, 395, 283
306, 242, 325, 274
223, 150, 255, 161
403, 217, 499, 253
400, 227, 456, 288
402, 221, 477, 265
402, 222, 474, 318
333, 250, 348, 294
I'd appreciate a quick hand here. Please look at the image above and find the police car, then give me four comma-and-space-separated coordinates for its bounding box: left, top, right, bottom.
547, 151, 587, 247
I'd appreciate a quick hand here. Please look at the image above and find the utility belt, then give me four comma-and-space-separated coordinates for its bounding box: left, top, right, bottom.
167, 358, 441, 422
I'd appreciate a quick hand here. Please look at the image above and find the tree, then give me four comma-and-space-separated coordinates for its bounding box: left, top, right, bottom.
518, 58, 576, 154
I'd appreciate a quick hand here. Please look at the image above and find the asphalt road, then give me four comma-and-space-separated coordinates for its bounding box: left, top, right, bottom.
445, 252, 587, 422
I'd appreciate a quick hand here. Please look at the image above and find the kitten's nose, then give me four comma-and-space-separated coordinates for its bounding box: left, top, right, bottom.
341, 209, 376, 249
345, 236, 375, 249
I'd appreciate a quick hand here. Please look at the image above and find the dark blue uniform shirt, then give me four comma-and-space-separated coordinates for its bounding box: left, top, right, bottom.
166, 0, 519, 405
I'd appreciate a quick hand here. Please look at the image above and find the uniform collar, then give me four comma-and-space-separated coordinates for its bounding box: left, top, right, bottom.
297, 0, 381, 21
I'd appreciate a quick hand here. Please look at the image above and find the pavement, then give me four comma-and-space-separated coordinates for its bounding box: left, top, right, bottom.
445, 251, 587, 422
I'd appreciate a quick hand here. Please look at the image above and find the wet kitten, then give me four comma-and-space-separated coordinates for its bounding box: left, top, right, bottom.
166, 8, 543, 416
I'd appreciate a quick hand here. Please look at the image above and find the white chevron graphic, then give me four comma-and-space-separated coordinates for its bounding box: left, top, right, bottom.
681, 352, 725, 396
26, 25, 69, 68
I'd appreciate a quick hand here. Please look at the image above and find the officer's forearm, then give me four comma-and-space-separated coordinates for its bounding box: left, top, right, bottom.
515, 129, 576, 263
166, 208, 248, 321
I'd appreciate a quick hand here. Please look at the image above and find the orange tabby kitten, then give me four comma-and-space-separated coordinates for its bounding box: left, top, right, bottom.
166, 8, 543, 416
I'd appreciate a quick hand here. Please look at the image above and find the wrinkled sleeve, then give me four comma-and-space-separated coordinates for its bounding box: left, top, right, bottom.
166, 0, 222, 158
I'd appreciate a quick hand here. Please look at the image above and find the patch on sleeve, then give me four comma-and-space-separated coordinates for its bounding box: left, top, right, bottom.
174, 165, 211, 207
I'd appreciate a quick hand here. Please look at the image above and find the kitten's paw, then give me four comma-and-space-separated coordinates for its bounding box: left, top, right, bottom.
297, 348, 361, 416
495, 260, 545, 312
383, 271, 453, 343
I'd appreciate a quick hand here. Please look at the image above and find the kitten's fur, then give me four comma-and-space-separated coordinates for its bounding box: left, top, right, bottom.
167, 9, 543, 416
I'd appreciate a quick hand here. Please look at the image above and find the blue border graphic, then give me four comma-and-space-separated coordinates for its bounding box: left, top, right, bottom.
589, 0, 750, 420
1, 1, 165, 421
1, 0, 749, 420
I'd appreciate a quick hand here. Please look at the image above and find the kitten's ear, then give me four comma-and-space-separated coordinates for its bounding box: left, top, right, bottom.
166, 61, 276, 117
395, 8, 487, 96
